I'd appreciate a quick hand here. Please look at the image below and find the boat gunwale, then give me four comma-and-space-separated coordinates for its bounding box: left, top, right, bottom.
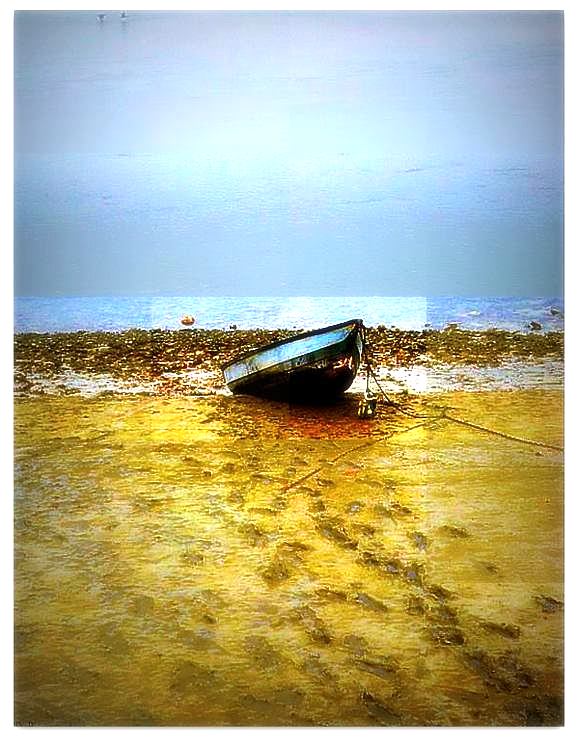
225, 335, 360, 393
220, 318, 363, 371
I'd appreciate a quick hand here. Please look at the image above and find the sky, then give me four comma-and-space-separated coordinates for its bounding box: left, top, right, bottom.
13, 9, 564, 296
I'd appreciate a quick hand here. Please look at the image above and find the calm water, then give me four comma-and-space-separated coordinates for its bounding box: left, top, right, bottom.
14, 13, 563, 298
14, 296, 564, 334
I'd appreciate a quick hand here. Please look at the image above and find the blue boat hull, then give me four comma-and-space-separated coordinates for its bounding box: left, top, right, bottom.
222, 319, 364, 400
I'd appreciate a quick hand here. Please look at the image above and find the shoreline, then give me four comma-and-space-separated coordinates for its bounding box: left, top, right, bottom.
14, 326, 564, 398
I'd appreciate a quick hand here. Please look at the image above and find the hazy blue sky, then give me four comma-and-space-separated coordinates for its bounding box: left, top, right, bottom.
14, 10, 563, 296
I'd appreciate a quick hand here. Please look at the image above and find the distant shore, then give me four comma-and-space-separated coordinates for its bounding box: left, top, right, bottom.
14, 326, 564, 398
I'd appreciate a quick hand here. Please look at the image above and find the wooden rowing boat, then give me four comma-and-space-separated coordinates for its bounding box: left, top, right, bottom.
221, 319, 364, 400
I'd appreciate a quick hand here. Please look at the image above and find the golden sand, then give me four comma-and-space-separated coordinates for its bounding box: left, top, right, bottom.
14, 390, 563, 726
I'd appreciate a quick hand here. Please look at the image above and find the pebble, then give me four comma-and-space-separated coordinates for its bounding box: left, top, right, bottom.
14, 326, 563, 398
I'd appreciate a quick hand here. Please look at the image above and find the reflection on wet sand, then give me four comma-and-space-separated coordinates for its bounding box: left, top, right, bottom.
14, 389, 563, 726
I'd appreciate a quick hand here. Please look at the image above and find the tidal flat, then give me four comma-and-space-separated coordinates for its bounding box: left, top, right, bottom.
14, 386, 563, 726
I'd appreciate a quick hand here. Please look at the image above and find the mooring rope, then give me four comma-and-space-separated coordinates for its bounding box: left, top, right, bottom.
361, 322, 563, 453
373, 385, 563, 452
361, 323, 430, 418
280, 407, 562, 494
440, 413, 564, 452
281, 323, 562, 494
280, 417, 442, 493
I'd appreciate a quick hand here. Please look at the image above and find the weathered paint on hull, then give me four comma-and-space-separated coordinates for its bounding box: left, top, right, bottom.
222, 319, 363, 401
228, 349, 359, 400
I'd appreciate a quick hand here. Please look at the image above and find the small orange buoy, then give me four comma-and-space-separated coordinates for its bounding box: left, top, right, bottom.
181, 315, 195, 326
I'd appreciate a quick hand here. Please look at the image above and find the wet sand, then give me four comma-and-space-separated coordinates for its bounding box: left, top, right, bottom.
14, 326, 563, 397
14, 387, 563, 726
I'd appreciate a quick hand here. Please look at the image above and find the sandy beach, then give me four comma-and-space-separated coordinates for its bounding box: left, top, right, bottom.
14, 5, 564, 728
13, 329, 564, 726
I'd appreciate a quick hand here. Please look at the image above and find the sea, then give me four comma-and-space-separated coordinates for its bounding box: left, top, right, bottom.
14, 296, 564, 335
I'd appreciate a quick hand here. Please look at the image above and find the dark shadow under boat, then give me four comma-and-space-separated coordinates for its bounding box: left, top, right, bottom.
221, 319, 364, 402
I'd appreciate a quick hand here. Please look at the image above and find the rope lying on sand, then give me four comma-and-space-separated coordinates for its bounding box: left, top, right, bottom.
281, 417, 443, 493
281, 398, 563, 494
363, 348, 563, 452
281, 323, 564, 492
440, 413, 564, 452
